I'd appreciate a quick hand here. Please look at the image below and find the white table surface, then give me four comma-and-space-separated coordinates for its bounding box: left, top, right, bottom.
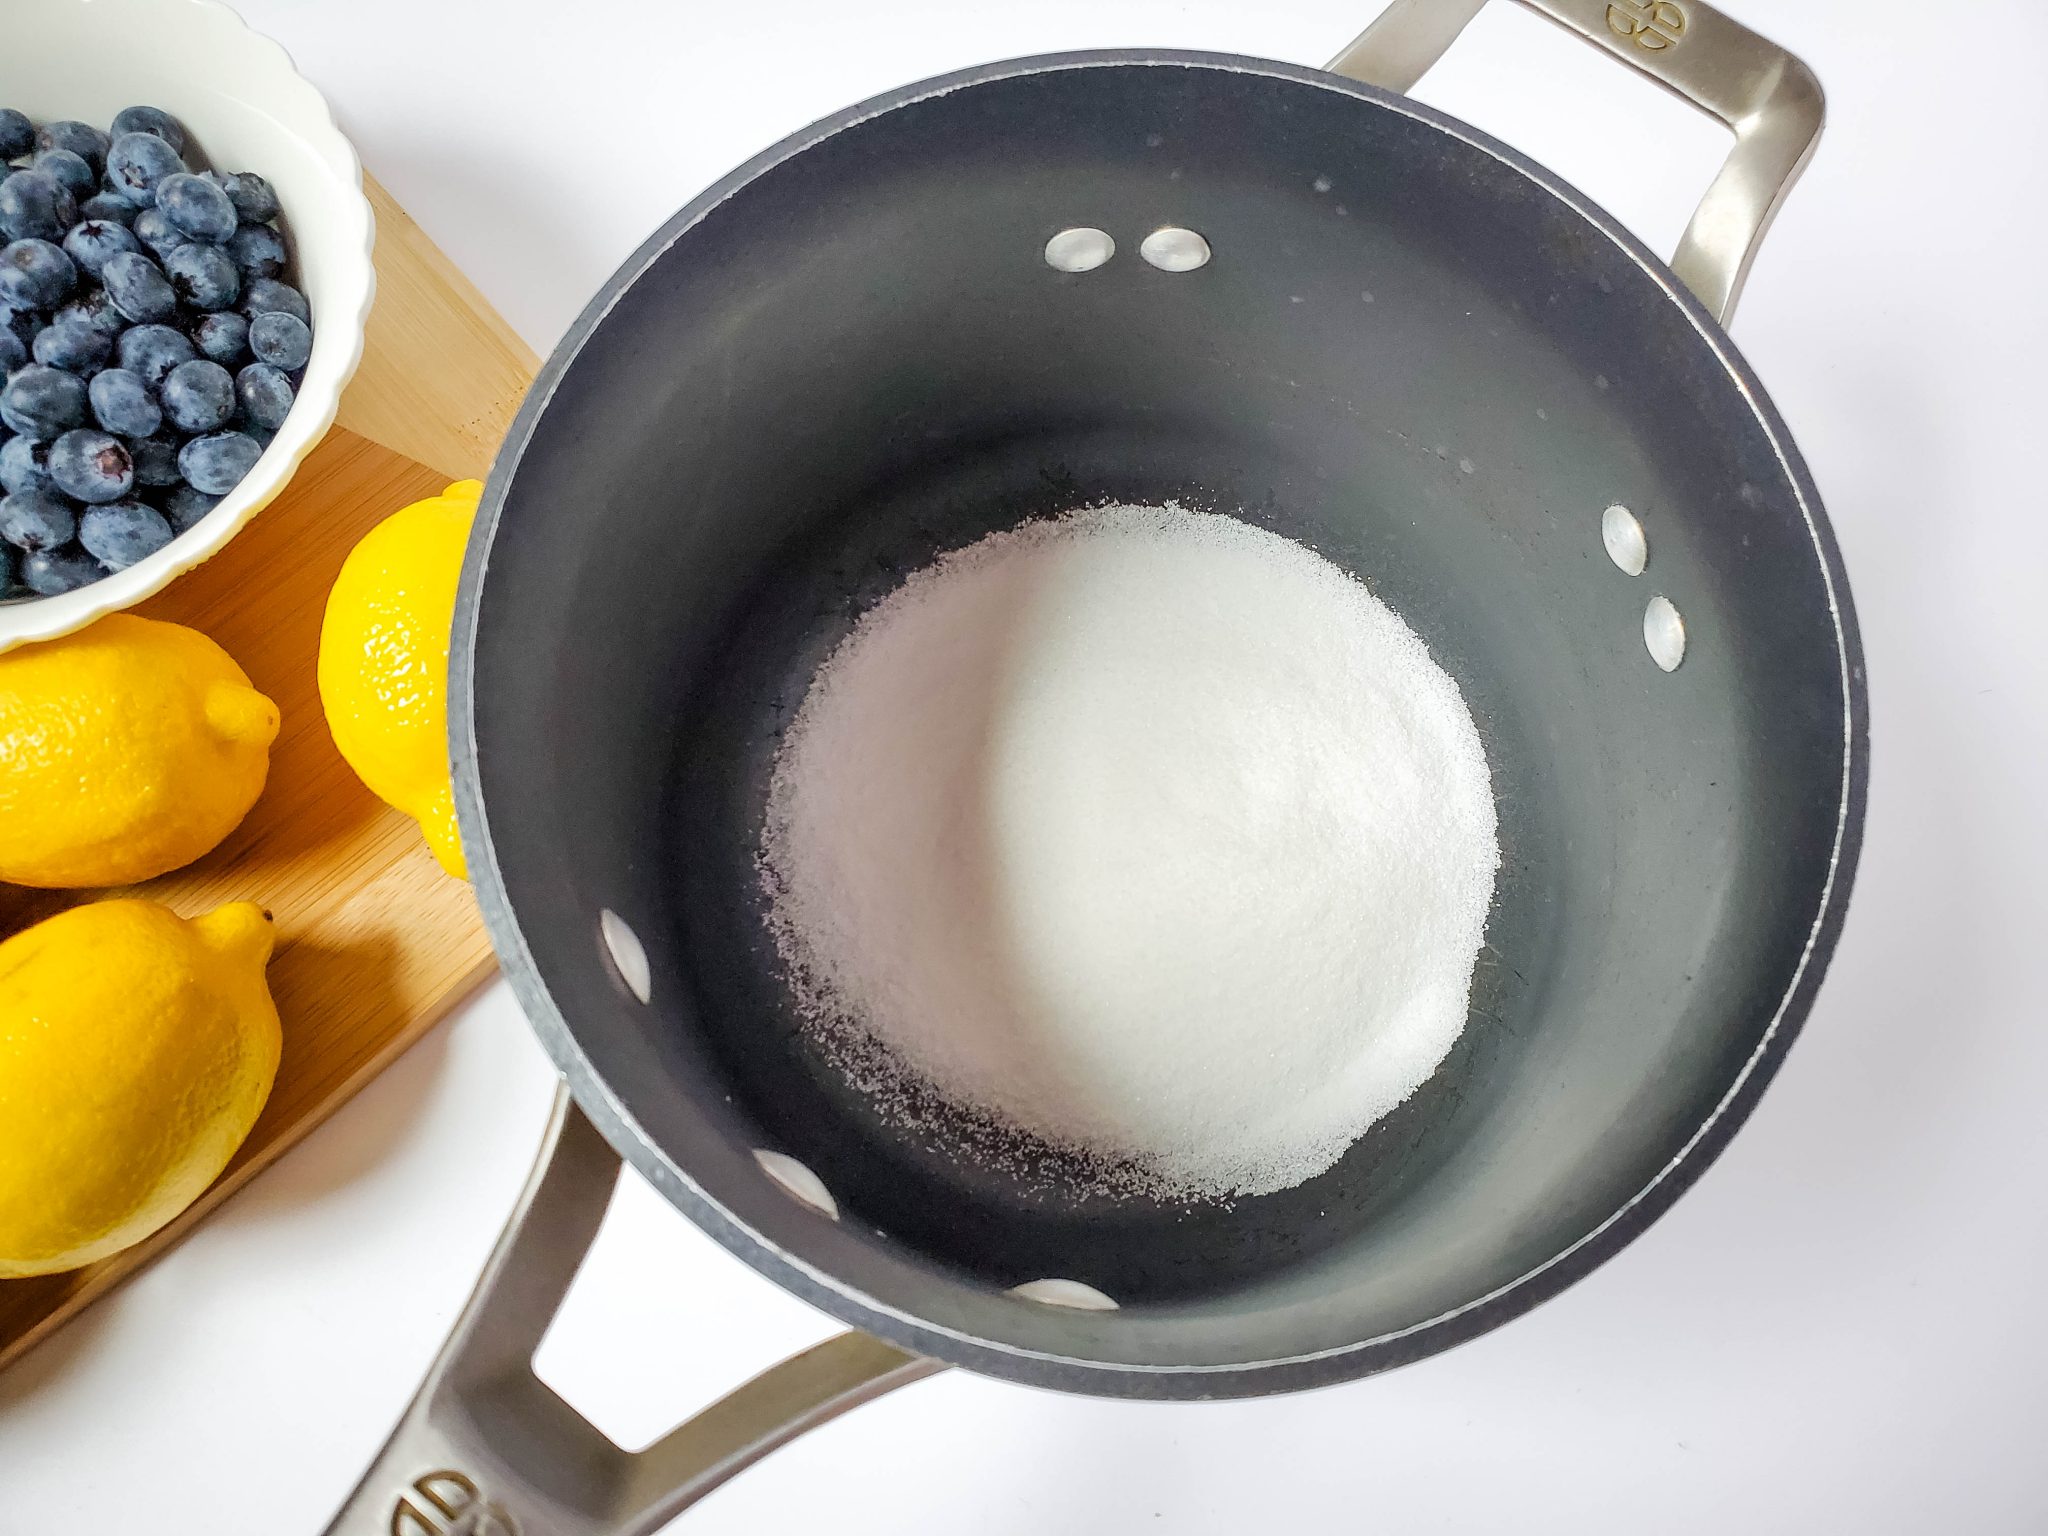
5, 0, 2046, 1529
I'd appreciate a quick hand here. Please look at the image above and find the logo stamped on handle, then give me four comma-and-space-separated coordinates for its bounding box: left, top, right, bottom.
1606, 0, 1687, 50
390, 1471, 518, 1536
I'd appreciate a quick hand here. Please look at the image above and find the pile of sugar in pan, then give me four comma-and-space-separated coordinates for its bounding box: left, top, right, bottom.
760, 503, 1499, 1199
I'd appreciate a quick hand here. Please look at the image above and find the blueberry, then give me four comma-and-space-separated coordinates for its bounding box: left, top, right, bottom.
31, 123, 105, 177
239, 276, 308, 325
31, 318, 111, 373
62, 218, 140, 278
79, 499, 171, 568
161, 359, 235, 434
132, 205, 188, 260
110, 106, 186, 156
47, 428, 134, 503
0, 489, 77, 552
0, 326, 23, 375
235, 362, 295, 431
0, 364, 88, 437
78, 191, 137, 227
249, 310, 311, 371
105, 130, 187, 208
89, 368, 161, 437
126, 431, 183, 488
0, 541, 21, 600
0, 238, 77, 309
161, 482, 219, 532
154, 172, 236, 243
21, 544, 104, 595
115, 323, 194, 387
0, 434, 52, 494
192, 310, 248, 365
0, 171, 77, 244
221, 172, 280, 225
102, 249, 176, 322
56, 286, 126, 338
0, 110, 32, 163
32, 149, 95, 200
164, 241, 238, 311
226, 221, 286, 280
179, 429, 262, 494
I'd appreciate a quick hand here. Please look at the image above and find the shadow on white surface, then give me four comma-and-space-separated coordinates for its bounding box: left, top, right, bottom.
0, 1270, 124, 1419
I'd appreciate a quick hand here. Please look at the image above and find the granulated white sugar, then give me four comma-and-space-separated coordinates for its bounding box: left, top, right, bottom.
759, 504, 1499, 1199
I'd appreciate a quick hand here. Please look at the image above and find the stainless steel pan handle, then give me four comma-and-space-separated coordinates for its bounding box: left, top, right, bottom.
321, 1087, 940, 1536
1326, 0, 1824, 325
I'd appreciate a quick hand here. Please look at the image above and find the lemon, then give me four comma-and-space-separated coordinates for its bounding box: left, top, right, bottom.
318, 479, 480, 879
0, 613, 280, 889
0, 899, 281, 1278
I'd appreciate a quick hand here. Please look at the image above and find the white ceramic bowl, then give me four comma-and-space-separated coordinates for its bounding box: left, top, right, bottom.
0, 0, 373, 653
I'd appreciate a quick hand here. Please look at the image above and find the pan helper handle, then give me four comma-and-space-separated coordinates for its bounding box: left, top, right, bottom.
320, 1086, 941, 1536
1327, 0, 1823, 326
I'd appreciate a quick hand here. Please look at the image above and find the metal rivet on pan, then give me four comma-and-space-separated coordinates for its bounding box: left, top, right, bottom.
1009, 1278, 1120, 1311
1602, 504, 1648, 575
1139, 227, 1211, 272
1644, 595, 1686, 671
1043, 227, 1115, 273
598, 908, 651, 1004
753, 1150, 840, 1219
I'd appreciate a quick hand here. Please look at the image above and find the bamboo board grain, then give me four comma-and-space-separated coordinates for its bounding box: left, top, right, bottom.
0, 175, 540, 1372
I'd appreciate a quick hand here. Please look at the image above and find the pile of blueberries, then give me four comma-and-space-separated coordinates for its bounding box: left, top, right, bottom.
0, 104, 312, 600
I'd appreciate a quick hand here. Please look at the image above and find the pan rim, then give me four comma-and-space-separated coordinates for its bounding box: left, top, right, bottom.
451, 46, 1868, 1398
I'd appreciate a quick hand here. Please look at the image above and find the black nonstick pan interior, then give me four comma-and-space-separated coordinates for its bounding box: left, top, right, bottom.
460, 53, 1861, 1393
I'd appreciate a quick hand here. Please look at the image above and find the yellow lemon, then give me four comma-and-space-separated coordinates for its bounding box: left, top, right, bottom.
0, 614, 280, 889
318, 479, 479, 879
0, 899, 281, 1278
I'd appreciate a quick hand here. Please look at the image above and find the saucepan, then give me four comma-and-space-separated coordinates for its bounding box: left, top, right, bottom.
328, 2, 1865, 1529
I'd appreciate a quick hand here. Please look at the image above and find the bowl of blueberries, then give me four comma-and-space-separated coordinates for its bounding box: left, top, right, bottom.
0, 0, 374, 648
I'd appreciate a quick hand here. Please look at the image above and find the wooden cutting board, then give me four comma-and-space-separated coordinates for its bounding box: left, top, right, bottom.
0, 176, 540, 1372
